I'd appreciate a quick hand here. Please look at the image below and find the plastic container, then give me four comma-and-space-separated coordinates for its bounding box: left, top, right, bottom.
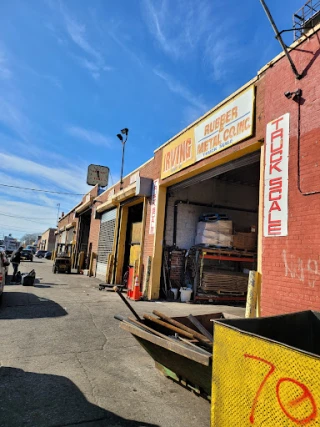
180, 288, 192, 302
171, 288, 178, 300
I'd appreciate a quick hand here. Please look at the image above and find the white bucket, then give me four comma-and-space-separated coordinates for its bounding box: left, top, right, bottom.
180, 288, 193, 302
171, 288, 178, 300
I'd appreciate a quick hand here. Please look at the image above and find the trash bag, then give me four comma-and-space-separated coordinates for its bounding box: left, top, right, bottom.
21, 270, 36, 286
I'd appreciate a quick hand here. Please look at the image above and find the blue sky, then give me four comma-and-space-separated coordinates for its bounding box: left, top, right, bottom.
0, 0, 303, 239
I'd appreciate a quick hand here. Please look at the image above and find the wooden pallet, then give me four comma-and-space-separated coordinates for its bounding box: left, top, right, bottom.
216, 290, 246, 296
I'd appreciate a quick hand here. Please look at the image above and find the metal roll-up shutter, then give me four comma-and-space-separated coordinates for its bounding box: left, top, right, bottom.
169, 151, 260, 192
96, 208, 117, 280
60, 230, 67, 244
66, 228, 74, 244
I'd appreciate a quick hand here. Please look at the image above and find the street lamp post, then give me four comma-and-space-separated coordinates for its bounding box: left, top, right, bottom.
117, 128, 129, 190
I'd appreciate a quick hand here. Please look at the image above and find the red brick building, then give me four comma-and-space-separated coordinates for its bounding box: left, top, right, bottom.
261, 24, 320, 315
58, 20, 320, 315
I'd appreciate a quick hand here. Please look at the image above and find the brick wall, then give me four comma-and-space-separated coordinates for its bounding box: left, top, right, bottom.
168, 250, 186, 285
261, 29, 320, 315
86, 153, 162, 282
57, 186, 98, 248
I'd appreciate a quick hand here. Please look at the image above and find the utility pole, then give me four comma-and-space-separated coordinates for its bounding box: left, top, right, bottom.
57, 203, 60, 224
116, 128, 129, 190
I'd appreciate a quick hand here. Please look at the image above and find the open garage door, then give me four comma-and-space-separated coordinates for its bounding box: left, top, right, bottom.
96, 208, 117, 280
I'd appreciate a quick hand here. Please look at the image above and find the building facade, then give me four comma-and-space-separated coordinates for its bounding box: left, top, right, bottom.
39, 228, 57, 252
58, 21, 320, 316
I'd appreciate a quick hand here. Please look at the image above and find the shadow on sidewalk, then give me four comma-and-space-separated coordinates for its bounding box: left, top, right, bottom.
0, 367, 159, 427
0, 292, 68, 319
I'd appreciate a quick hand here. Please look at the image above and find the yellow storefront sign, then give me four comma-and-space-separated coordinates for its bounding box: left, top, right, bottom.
211, 322, 320, 426
195, 86, 255, 162
161, 129, 195, 179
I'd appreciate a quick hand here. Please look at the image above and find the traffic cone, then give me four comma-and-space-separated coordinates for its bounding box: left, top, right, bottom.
131, 276, 141, 301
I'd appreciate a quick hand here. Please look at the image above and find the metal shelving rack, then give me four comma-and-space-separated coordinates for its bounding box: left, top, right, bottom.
191, 247, 257, 302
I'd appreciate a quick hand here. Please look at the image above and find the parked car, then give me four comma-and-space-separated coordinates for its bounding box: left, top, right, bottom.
26, 245, 37, 254
0, 249, 10, 299
35, 250, 47, 258
20, 249, 33, 262
0, 247, 9, 278
45, 251, 52, 260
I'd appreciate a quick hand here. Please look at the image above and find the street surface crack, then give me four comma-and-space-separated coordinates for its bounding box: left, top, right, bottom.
83, 303, 108, 352
74, 352, 98, 405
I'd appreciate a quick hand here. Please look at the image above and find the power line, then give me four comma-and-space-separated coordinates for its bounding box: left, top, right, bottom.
0, 183, 85, 196
0, 224, 42, 232
0, 212, 56, 222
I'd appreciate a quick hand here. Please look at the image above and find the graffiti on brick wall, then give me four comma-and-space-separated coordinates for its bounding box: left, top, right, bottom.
282, 250, 320, 287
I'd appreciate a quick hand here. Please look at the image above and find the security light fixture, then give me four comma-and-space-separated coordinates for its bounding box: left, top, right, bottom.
117, 127, 129, 189
284, 89, 302, 100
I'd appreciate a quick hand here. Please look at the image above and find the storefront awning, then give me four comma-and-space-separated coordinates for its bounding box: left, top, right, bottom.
75, 197, 93, 216
96, 199, 116, 214
95, 177, 153, 215
66, 221, 76, 230
112, 177, 153, 204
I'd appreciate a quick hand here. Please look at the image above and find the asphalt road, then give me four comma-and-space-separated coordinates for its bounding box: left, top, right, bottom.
0, 259, 244, 427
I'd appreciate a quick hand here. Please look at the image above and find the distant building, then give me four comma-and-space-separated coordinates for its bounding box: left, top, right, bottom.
39, 228, 57, 252
36, 235, 41, 249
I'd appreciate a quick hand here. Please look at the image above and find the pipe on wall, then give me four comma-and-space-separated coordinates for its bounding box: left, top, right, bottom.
172, 200, 258, 248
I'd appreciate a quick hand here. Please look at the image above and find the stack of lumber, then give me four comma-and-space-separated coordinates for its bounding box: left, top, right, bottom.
115, 309, 214, 354
201, 269, 248, 293
195, 219, 233, 247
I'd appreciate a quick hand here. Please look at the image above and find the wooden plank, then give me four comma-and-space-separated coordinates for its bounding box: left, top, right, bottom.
188, 314, 213, 342
106, 254, 114, 283
152, 310, 211, 344
143, 256, 152, 298
143, 314, 195, 340
127, 317, 211, 356
127, 317, 176, 342
120, 321, 210, 366
203, 254, 255, 262
177, 337, 212, 356
145, 314, 212, 349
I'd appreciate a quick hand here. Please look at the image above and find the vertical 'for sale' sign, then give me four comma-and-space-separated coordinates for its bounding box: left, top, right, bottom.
264, 113, 289, 237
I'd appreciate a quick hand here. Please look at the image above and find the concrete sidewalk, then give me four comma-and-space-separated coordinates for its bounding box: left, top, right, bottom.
0, 259, 244, 427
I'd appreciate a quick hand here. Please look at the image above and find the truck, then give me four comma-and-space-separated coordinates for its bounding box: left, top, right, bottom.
4, 235, 20, 256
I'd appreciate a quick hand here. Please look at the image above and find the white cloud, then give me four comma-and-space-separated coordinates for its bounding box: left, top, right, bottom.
0, 97, 31, 141
153, 69, 207, 112
63, 12, 101, 62
204, 32, 242, 81
108, 30, 144, 68
58, 8, 112, 79
0, 199, 58, 238
0, 152, 89, 194
141, 0, 211, 59
67, 126, 112, 147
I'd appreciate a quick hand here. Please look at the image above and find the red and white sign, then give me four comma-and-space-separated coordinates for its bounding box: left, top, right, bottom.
149, 179, 159, 235
264, 113, 289, 237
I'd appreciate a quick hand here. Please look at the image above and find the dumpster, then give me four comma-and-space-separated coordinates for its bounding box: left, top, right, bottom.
211, 310, 320, 427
